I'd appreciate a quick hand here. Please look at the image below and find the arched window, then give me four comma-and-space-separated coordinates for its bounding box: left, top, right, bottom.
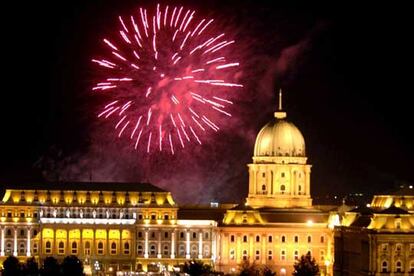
242, 250, 248, 261
294, 250, 299, 260
268, 250, 273, 260
243, 235, 248, 243
45, 241, 52, 254
137, 245, 143, 255
203, 245, 210, 257
58, 241, 65, 255
85, 241, 91, 255
191, 245, 198, 257
381, 261, 388, 273
307, 236, 312, 243
19, 243, 25, 254
97, 241, 104, 255
150, 245, 156, 255
124, 242, 130, 255
262, 184, 266, 191
281, 250, 286, 260
71, 241, 77, 254
294, 235, 299, 243
192, 232, 197, 239
281, 185, 286, 194
281, 235, 286, 243
163, 245, 169, 256
6, 229, 11, 236
255, 250, 260, 260
111, 242, 117, 254
256, 235, 260, 242
410, 260, 414, 273
268, 235, 273, 243
396, 261, 403, 273
179, 244, 185, 256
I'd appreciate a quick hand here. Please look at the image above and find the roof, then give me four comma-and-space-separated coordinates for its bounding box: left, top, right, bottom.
0, 181, 167, 193
178, 205, 229, 222
350, 215, 372, 228
254, 118, 306, 157
257, 208, 329, 224
348, 205, 373, 215
377, 205, 409, 215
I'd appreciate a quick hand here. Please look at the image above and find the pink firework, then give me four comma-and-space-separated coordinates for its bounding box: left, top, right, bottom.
92, 4, 243, 154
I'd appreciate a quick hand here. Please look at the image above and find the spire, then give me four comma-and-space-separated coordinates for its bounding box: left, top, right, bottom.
274, 88, 287, 119
278, 88, 283, 110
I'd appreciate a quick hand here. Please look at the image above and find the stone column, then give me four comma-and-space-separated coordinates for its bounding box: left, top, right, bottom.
170, 230, 176, 259
144, 229, 149, 258
185, 230, 190, 259
26, 227, 31, 257
157, 230, 162, 259
198, 231, 203, 259
0, 227, 5, 256
211, 230, 216, 261
13, 228, 17, 256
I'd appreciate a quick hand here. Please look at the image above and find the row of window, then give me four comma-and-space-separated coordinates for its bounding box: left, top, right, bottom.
230, 234, 325, 243
260, 172, 303, 178
229, 248, 325, 262
381, 243, 414, 253
40, 242, 210, 257
3, 229, 38, 237
381, 260, 414, 273
39, 209, 173, 220
137, 231, 210, 240
44, 241, 130, 255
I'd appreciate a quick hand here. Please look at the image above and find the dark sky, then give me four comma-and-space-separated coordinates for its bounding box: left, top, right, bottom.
1, 1, 413, 204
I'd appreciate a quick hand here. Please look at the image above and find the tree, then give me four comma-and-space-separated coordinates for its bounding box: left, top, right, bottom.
183, 260, 213, 276
41, 256, 60, 276
2, 255, 21, 276
61, 255, 84, 276
293, 252, 319, 276
238, 261, 275, 276
23, 257, 39, 276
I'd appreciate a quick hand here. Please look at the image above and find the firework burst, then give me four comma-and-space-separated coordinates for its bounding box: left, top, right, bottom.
92, 4, 243, 154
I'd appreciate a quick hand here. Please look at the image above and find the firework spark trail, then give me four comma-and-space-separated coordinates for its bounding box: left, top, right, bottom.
92, 4, 243, 154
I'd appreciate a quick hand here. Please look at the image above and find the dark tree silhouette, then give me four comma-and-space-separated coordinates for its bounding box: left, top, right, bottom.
238, 261, 275, 276
183, 260, 213, 276
2, 255, 21, 276
61, 255, 84, 276
23, 257, 39, 276
41, 256, 60, 276
293, 252, 319, 276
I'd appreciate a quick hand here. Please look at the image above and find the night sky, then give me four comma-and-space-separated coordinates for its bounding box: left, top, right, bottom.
1, 1, 413, 204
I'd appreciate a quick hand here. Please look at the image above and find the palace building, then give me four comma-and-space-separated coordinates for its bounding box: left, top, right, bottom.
1, 92, 413, 275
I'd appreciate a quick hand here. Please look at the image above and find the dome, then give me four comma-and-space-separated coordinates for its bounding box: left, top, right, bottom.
254, 111, 306, 157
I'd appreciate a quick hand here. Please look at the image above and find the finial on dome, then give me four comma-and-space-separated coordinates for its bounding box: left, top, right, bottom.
278, 88, 283, 110
274, 88, 287, 119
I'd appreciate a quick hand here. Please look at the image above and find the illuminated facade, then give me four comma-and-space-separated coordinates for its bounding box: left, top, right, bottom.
0, 183, 217, 274
333, 187, 414, 275
0, 93, 335, 275
4, 92, 413, 275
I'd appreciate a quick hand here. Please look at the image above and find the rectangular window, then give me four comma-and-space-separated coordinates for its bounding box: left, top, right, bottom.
268, 250, 273, 260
